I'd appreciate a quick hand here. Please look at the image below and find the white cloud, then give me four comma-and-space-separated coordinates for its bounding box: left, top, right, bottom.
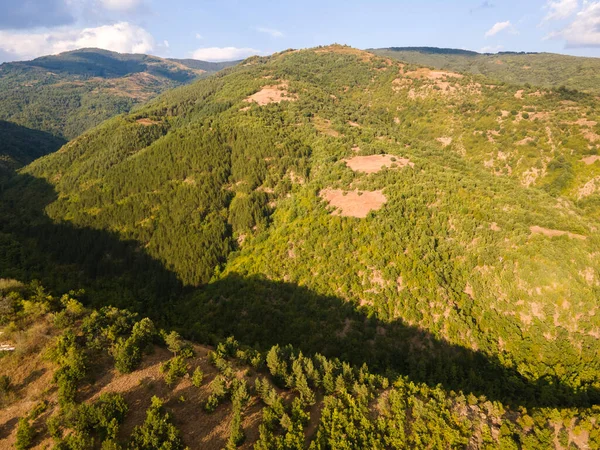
480, 44, 504, 53
0, 22, 155, 61
195, 33, 203, 39
543, 0, 579, 22
191, 47, 260, 62
485, 21, 515, 37
256, 27, 284, 38
99, 0, 143, 12
547, 1, 600, 47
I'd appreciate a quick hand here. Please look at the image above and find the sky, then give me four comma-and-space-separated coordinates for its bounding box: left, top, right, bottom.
0, 0, 599, 63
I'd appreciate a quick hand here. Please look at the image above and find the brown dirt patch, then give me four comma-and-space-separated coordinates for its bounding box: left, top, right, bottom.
136, 118, 161, 126
437, 137, 452, 147
244, 82, 297, 106
584, 130, 600, 143
578, 176, 600, 199
405, 68, 463, 80
320, 189, 387, 218
344, 154, 413, 174
530, 226, 586, 240
514, 90, 524, 99
574, 119, 597, 127
582, 155, 600, 165
516, 137, 534, 146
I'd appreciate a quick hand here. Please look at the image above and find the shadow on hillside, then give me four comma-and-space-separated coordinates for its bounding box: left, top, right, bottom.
0, 121, 66, 184
0, 172, 598, 409
180, 275, 600, 409
0, 173, 184, 320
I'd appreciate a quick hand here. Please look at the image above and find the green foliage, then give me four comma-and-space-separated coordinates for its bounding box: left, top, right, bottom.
374, 47, 600, 94
0, 374, 11, 393
113, 317, 156, 374
0, 48, 236, 141
15, 417, 34, 450
160, 355, 189, 386
191, 366, 204, 388
128, 396, 185, 450
2, 45, 600, 449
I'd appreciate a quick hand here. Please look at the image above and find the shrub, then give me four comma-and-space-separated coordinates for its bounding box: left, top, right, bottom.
129, 396, 185, 450
160, 355, 189, 386
191, 367, 204, 388
15, 418, 34, 450
0, 374, 11, 393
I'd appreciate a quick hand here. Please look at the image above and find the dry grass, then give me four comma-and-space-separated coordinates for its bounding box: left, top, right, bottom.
436, 137, 453, 147
320, 189, 387, 218
136, 118, 161, 126
244, 82, 297, 106
343, 154, 413, 174
530, 226, 586, 240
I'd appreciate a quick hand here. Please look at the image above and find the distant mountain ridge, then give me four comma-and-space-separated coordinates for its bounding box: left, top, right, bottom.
1, 48, 236, 81
0, 48, 238, 177
372, 46, 600, 94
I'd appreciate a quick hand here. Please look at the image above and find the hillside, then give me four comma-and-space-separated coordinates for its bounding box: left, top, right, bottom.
0, 122, 66, 183
372, 47, 600, 94
1, 44, 600, 447
1, 282, 598, 449
0, 48, 238, 177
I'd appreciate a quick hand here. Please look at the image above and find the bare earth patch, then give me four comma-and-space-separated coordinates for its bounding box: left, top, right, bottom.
344, 154, 413, 174
582, 155, 600, 165
516, 137, 534, 146
530, 226, 586, 240
136, 118, 161, 126
406, 68, 464, 80
514, 90, 524, 99
578, 176, 600, 199
244, 82, 297, 106
437, 137, 452, 147
320, 189, 387, 218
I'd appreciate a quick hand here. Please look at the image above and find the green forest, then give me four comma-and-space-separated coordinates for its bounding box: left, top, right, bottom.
1, 45, 600, 448
2, 281, 599, 449
0, 48, 237, 178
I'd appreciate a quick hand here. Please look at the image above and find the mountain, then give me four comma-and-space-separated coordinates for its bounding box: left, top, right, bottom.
1, 44, 600, 447
0, 48, 238, 177
372, 47, 600, 94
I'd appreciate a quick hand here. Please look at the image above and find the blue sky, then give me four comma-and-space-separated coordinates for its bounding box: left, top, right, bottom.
0, 0, 599, 63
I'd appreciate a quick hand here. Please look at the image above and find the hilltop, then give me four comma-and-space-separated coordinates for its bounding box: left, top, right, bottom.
1, 44, 600, 447
372, 47, 600, 94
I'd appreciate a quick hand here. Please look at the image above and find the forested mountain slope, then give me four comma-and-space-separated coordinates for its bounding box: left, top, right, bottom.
0, 48, 238, 176
372, 47, 600, 95
1, 282, 598, 449
1, 45, 600, 447
0, 122, 66, 183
